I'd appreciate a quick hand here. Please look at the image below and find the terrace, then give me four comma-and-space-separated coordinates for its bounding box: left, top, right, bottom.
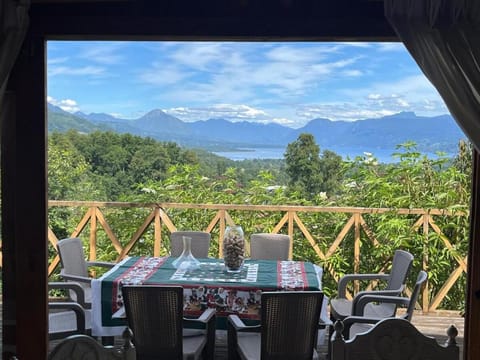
44, 201, 466, 357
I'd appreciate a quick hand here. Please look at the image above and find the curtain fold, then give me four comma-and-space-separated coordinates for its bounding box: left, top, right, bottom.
385, 0, 480, 151
0, 0, 30, 108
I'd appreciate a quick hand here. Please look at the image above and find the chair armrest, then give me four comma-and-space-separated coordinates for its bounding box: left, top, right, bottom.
86, 261, 115, 268
319, 317, 333, 328
184, 307, 215, 324
227, 315, 261, 332
351, 286, 405, 315
60, 271, 93, 285
196, 307, 215, 323
184, 308, 216, 360
338, 273, 391, 298
49, 282, 89, 308
227, 315, 261, 360
353, 294, 410, 316
342, 315, 385, 326
49, 302, 86, 334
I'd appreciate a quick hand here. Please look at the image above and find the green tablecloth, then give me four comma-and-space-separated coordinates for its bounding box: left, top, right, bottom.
95, 256, 322, 333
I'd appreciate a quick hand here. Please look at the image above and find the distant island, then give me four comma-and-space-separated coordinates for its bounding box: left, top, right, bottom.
48, 104, 467, 160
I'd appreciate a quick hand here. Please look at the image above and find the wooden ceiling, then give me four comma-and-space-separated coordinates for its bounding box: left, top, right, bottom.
28, 0, 397, 41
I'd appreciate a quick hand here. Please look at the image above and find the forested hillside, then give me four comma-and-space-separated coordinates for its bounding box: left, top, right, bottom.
48, 130, 287, 200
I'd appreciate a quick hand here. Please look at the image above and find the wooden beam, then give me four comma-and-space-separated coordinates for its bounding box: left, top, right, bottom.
466, 149, 480, 360
28, 0, 397, 40
2, 35, 48, 359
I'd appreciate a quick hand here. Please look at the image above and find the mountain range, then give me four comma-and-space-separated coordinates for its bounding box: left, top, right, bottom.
48, 103, 467, 155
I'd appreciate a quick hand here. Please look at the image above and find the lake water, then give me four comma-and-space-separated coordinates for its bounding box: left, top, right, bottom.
213, 147, 454, 163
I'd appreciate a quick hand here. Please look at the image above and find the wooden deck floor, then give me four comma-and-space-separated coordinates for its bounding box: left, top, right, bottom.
209, 310, 465, 359
85, 310, 463, 359
409, 311, 464, 358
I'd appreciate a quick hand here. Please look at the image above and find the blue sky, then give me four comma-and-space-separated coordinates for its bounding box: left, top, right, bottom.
47, 41, 448, 128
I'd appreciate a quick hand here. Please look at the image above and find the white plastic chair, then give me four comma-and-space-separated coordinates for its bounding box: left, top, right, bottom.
341, 270, 428, 338
57, 237, 114, 304
48, 282, 91, 340
330, 249, 414, 321
249, 233, 291, 260
170, 231, 211, 258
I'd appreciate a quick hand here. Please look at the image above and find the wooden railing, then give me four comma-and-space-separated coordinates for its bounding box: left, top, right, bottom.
45, 200, 468, 313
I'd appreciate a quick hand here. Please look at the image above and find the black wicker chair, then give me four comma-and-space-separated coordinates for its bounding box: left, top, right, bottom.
227, 291, 324, 360
122, 285, 216, 360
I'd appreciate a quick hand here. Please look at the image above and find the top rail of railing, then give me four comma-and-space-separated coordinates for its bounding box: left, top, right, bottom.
48, 200, 466, 216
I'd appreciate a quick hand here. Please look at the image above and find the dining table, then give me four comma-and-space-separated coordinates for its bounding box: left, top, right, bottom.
91, 256, 325, 336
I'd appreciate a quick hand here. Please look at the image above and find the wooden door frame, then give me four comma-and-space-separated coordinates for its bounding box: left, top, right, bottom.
3, 1, 477, 358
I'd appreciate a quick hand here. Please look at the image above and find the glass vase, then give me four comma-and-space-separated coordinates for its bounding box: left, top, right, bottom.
223, 225, 245, 273
172, 236, 201, 271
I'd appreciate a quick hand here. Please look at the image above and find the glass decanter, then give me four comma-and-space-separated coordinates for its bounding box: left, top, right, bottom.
172, 236, 201, 271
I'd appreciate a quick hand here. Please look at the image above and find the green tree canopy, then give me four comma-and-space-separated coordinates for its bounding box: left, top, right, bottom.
284, 133, 342, 197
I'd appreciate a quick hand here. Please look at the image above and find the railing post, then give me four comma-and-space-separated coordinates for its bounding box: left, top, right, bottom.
219, 209, 226, 257
423, 213, 430, 313
288, 211, 294, 260
89, 206, 97, 262
354, 213, 361, 293
153, 207, 161, 257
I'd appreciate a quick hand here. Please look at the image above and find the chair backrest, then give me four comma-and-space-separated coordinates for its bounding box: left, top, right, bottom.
357, 250, 414, 319
48, 330, 136, 360
122, 285, 184, 359
402, 270, 428, 321
386, 249, 414, 291
331, 318, 459, 360
170, 231, 211, 258
57, 237, 89, 278
260, 291, 324, 360
249, 233, 291, 260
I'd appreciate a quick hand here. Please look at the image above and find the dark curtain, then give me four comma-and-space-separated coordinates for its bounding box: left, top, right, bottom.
0, 0, 29, 108
385, 0, 480, 151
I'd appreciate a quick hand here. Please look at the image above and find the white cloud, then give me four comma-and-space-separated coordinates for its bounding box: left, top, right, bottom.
297, 103, 397, 121
376, 43, 406, 52
47, 96, 80, 113
170, 43, 227, 70
47, 57, 69, 65
164, 104, 269, 122
147, 43, 365, 108
296, 87, 447, 122
342, 69, 363, 77
341, 42, 372, 49
48, 65, 105, 77
79, 43, 126, 65
270, 117, 296, 126
266, 45, 323, 63
336, 74, 448, 119
138, 63, 193, 86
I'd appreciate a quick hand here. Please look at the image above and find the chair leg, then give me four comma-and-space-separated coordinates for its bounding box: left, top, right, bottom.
203, 317, 216, 360
227, 321, 240, 360
326, 317, 335, 360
